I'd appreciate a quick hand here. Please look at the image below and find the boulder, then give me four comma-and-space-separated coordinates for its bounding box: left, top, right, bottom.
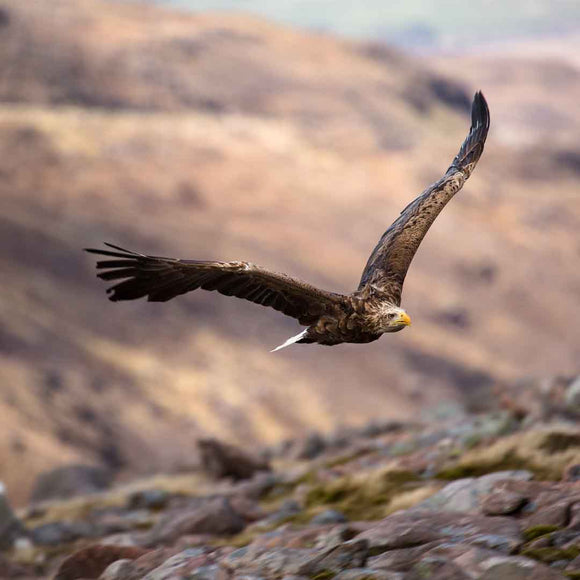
30, 464, 112, 503
415, 471, 532, 513
148, 498, 245, 545
54, 544, 148, 580
198, 439, 271, 481
356, 510, 522, 555
0, 483, 22, 550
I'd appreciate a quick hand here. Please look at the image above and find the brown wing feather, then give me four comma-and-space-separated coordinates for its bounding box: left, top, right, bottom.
85, 243, 345, 325
358, 91, 490, 305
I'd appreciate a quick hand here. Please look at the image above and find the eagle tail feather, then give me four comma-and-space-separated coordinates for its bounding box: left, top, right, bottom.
270, 329, 309, 352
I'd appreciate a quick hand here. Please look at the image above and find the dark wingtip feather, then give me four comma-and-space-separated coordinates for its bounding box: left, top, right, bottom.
471, 91, 490, 134
449, 90, 490, 176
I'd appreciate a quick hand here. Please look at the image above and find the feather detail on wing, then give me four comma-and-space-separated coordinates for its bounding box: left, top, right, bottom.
358, 91, 490, 305
85, 243, 344, 325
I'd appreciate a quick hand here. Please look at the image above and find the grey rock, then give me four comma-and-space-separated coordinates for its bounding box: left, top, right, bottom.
223, 540, 368, 578
142, 549, 213, 580
334, 568, 403, 579
415, 471, 532, 513
368, 542, 443, 572
30, 464, 112, 503
405, 555, 471, 579
127, 489, 170, 511
99, 559, 135, 580
356, 511, 522, 554
295, 539, 369, 576
230, 472, 278, 500
230, 548, 313, 577
478, 555, 566, 579
187, 565, 225, 579
565, 375, 580, 411
256, 499, 301, 528
31, 520, 97, 546
148, 497, 245, 545
311, 509, 348, 525
292, 432, 326, 460
0, 483, 22, 550
220, 546, 250, 570
276, 499, 302, 518
417, 544, 500, 579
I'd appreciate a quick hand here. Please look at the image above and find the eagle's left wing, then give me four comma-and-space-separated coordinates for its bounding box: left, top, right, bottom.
358, 91, 490, 305
85, 244, 345, 326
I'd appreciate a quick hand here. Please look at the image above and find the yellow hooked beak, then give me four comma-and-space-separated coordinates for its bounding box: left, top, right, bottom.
398, 312, 412, 326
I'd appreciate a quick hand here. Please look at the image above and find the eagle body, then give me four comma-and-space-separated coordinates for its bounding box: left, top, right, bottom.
86, 92, 490, 351
297, 290, 407, 346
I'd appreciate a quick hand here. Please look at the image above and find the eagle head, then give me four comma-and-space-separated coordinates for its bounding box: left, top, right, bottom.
380, 305, 412, 333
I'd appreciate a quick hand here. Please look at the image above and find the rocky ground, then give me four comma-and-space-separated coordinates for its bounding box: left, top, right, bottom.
2, 0, 580, 504
0, 376, 579, 579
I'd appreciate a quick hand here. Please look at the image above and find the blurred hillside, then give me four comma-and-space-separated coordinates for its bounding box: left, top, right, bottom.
0, 0, 579, 504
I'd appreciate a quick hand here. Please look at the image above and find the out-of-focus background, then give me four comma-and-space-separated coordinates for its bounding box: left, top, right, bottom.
0, 0, 579, 504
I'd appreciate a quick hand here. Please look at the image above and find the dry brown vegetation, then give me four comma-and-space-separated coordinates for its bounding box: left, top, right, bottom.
0, 0, 579, 504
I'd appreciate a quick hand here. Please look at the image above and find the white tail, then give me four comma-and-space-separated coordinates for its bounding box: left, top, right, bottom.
270, 329, 308, 352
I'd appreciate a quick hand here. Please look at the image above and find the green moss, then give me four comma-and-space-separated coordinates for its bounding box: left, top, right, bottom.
276, 510, 317, 526
436, 450, 552, 480
260, 469, 318, 508
462, 433, 484, 450
324, 449, 369, 468
210, 528, 260, 548
304, 469, 420, 521
539, 432, 580, 454
564, 572, 580, 579
310, 571, 336, 580
522, 525, 561, 541
521, 546, 580, 563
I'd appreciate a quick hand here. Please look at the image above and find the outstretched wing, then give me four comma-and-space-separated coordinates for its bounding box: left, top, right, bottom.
85, 244, 345, 325
358, 91, 490, 305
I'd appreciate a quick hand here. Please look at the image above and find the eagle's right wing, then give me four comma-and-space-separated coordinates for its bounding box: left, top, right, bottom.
85, 244, 345, 326
358, 91, 490, 305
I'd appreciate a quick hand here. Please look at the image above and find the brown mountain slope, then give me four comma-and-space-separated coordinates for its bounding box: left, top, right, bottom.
0, 0, 579, 503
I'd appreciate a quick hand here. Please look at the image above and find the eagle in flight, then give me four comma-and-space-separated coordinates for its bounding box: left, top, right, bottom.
87, 92, 489, 352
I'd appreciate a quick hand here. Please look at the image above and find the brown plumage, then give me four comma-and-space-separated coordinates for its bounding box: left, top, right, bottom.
86, 92, 489, 350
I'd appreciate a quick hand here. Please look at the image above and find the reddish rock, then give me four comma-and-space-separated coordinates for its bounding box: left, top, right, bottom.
478, 479, 580, 528
128, 548, 183, 578
368, 541, 442, 572
563, 463, 580, 482
54, 544, 148, 580
566, 554, 580, 576
526, 497, 573, 528
229, 495, 265, 522
569, 502, 580, 530
0, 554, 30, 578
481, 489, 527, 515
